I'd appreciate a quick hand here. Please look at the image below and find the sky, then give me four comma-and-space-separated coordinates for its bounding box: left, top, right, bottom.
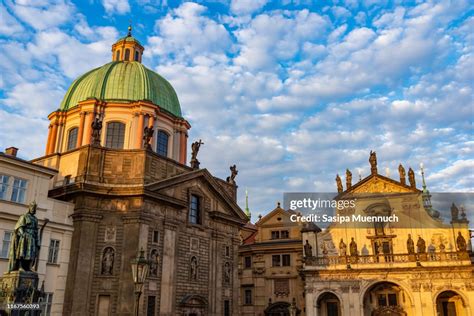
0, 0, 473, 218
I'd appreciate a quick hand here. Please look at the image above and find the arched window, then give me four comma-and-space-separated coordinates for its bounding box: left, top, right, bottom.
156, 130, 169, 157
124, 49, 130, 61
105, 122, 125, 149
67, 127, 78, 151
134, 51, 139, 61
115, 50, 120, 61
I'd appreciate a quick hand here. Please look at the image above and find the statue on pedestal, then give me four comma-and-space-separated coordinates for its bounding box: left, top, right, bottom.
398, 164, 406, 185
143, 126, 154, 150
226, 165, 238, 185
369, 151, 377, 175
346, 169, 352, 190
339, 238, 347, 256
456, 232, 467, 252
190, 140, 204, 170
416, 236, 426, 253
336, 174, 343, 193
408, 168, 416, 188
349, 238, 358, 256
8, 202, 40, 272
91, 117, 103, 146
406, 234, 415, 254
304, 240, 312, 257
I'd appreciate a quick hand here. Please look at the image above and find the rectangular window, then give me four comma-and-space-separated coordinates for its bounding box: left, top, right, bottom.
1, 231, 12, 258
272, 255, 281, 267
189, 194, 201, 224
378, 294, 387, 307
271, 231, 280, 239
147, 296, 156, 316
11, 178, 27, 203
388, 294, 397, 306
282, 254, 291, 266
0, 175, 9, 200
42, 292, 53, 316
152, 230, 159, 244
225, 246, 230, 257
224, 300, 230, 316
48, 239, 60, 264
244, 289, 252, 305
280, 230, 289, 239
244, 256, 251, 269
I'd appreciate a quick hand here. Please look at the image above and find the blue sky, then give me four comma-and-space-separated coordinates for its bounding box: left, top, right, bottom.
0, 0, 473, 217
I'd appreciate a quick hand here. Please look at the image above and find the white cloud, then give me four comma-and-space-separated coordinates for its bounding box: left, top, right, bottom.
101, 0, 130, 15
8, 0, 74, 30
230, 0, 268, 15
0, 4, 25, 36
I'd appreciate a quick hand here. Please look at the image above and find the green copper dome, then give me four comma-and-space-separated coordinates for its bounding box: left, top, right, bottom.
59, 61, 182, 117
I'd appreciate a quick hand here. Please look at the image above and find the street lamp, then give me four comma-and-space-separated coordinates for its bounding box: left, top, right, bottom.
131, 248, 150, 316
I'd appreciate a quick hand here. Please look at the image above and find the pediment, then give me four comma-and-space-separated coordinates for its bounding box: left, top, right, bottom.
343, 174, 419, 195
145, 169, 248, 224
257, 205, 297, 227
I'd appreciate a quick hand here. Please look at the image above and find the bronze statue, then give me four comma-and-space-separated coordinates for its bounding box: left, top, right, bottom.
369, 151, 377, 175
101, 247, 114, 275
346, 169, 352, 190
8, 202, 40, 272
336, 174, 343, 193
451, 203, 459, 221
143, 126, 154, 150
416, 236, 426, 253
339, 238, 347, 256
408, 167, 416, 188
190, 140, 204, 169
91, 117, 103, 146
304, 240, 312, 257
456, 232, 467, 252
349, 238, 358, 256
226, 164, 238, 185
407, 234, 415, 254
398, 164, 406, 185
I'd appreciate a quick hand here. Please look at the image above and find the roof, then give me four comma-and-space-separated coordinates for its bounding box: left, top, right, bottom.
0, 152, 58, 177
59, 61, 182, 117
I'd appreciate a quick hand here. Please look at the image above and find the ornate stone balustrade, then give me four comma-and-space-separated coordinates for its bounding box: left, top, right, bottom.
305, 251, 472, 268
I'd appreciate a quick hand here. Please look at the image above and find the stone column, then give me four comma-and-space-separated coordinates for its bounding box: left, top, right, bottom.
83, 112, 94, 145
117, 215, 150, 316
159, 221, 178, 316
136, 113, 144, 149
49, 121, 59, 153
179, 131, 187, 164
63, 212, 102, 316
148, 115, 155, 151
45, 124, 53, 155
77, 112, 85, 147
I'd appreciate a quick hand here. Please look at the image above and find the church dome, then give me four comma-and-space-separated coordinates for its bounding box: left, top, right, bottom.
59, 61, 182, 117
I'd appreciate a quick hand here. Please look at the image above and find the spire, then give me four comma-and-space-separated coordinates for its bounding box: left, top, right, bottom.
420, 163, 433, 215
245, 188, 251, 220
127, 23, 132, 37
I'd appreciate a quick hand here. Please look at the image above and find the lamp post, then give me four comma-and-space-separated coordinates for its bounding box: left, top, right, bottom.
131, 248, 150, 316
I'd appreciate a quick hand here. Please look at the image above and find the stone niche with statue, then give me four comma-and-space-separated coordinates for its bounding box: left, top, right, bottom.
0, 202, 44, 315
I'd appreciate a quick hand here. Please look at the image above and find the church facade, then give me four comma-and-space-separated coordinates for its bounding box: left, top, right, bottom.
301, 153, 473, 316
32, 28, 248, 316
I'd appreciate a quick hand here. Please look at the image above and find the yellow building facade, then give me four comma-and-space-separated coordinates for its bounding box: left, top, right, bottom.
301, 152, 473, 316
239, 204, 306, 316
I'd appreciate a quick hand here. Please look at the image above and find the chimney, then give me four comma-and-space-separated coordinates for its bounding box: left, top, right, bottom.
5, 147, 18, 157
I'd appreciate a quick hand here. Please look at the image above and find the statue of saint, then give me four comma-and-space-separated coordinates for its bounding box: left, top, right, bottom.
456, 232, 467, 252
190, 256, 198, 280
191, 140, 204, 161
101, 247, 114, 275
224, 262, 231, 283
369, 151, 377, 174
398, 164, 406, 185
451, 203, 459, 221
91, 117, 103, 146
143, 126, 154, 150
406, 234, 415, 254
336, 174, 343, 193
349, 238, 358, 256
408, 168, 416, 188
150, 250, 159, 276
8, 202, 40, 272
226, 165, 238, 185
304, 240, 313, 257
346, 169, 352, 190
339, 238, 347, 256
416, 236, 426, 253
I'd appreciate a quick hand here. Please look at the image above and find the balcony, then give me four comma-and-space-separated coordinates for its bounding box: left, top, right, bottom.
304, 251, 473, 270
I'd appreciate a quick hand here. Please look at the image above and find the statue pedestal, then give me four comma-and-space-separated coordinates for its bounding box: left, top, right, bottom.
0, 271, 42, 315
190, 159, 200, 170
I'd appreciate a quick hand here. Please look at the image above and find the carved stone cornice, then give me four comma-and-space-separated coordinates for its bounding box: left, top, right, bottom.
71, 212, 103, 223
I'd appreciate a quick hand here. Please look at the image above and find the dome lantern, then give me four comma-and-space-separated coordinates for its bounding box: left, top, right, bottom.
112, 25, 144, 63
